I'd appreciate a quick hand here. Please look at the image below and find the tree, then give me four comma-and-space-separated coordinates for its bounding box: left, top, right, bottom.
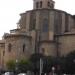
64, 51, 75, 74
29, 53, 44, 74
6, 59, 31, 73
6, 60, 16, 71
42, 56, 54, 73
18, 59, 30, 73
30, 54, 59, 74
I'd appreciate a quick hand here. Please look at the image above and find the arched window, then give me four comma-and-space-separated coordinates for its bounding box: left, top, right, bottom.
8, 43, 12, 52
36, 2, 39, 8
42, 19, 49, 32
32, 19, 36, 30
23, 44, 26, 52
47, 1, 50, 7
29, 19, 36, 31
40, 1, 42, 8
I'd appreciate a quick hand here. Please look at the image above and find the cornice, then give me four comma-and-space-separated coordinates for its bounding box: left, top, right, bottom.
55, 32, 75, 37
4, 33, 32, 39
20, 8, 73, 17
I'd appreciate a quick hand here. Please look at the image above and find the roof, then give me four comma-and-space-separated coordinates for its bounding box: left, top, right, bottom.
3, 33, 32, 39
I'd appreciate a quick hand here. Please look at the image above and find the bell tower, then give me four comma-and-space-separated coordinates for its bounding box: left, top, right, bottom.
33, 0, 55, 9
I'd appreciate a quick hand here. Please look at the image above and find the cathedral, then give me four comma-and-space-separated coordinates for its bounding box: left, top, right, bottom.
0, 0, 75, 69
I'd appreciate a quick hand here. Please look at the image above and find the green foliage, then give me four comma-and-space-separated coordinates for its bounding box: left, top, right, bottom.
6, 51, 75, 74
29, 53, 43, 72
30, 53, 55, 73
42, 56, 53, 73
30, 53, 43, 62
64, 51, 75, 74
18, 59, 30, 73
6, 59, 31, 73
6, 60, 16, 71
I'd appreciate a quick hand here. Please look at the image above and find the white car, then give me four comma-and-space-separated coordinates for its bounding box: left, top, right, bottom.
2, 72, 14, 75
18, 73, 26, 75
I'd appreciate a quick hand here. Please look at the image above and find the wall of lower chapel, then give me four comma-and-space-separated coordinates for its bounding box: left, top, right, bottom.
30, 30, 37, 53
58, 34, 75, 56
40, 42, 56, 56
40, 34, 75, 57
0, 43, 5, 68
4, 36, 32, 66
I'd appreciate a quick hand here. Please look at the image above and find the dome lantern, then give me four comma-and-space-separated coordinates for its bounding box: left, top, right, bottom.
33, 0, 55, 9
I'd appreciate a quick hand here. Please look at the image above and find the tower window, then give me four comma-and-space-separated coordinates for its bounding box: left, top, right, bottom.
47, 2, 50, 7
32, 19, 36, 30
36, 2, 39, 8
23, 44, 26, 52
40, 1, 42, 8
50, 3, 54, 8
8, 43, 12, 52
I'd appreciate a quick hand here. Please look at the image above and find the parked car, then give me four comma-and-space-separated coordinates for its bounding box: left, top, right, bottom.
2, 72, 14, 75
17, 73, 26, 75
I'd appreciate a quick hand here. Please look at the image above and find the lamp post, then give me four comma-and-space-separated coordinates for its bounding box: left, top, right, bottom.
40, 58, 43, 75
52, 66, 55, 75
15, 59, 18, 74
73, 59, 75, 63
73, 59, 75, 74
34, 29, 43, 75
34, 29, 40, 75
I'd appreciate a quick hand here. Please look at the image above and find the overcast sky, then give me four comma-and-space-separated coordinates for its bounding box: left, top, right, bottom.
0, 0, 75, 39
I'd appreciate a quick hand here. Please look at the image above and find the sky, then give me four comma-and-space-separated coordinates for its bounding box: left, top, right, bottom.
0, 0, 75, 39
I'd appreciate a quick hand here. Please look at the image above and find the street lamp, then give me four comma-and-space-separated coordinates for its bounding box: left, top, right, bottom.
73, 59, 75, 63
52, 66, 55, 75
15, 59, 18, 74
40, 58, 43, 75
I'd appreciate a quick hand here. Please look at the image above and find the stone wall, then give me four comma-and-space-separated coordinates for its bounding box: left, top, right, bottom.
4, 34, 32, 67
58, 33, 75, 56
40, 42, 56, 56
0, 40, 5, 68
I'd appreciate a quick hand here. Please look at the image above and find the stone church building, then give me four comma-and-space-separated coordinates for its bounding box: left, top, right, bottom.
0, 0, 75, 68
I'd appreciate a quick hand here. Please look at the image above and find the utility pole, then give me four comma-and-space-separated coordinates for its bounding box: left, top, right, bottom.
34, 29, 40, 75
34, 29, 44, 75
40, 58, 43, 75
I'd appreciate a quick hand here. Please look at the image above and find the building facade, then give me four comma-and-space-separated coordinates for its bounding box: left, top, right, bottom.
0, 0, 75, 68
